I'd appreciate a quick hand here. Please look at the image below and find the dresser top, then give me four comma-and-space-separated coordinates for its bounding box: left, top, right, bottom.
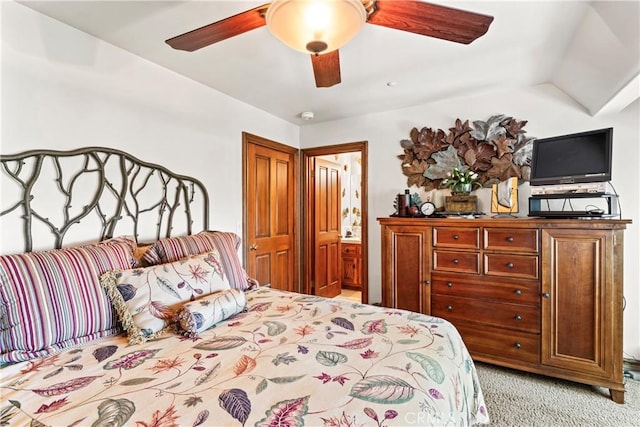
377, 216, 631, 230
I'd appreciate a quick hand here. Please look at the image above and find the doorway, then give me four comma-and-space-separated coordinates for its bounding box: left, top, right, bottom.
302, 142, 368, 304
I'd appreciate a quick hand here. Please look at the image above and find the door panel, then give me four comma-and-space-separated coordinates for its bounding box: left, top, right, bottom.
245, 134, 296, 292
314, 158, 341, 298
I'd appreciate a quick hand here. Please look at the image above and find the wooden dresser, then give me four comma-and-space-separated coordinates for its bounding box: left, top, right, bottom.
378, 217, 630, 403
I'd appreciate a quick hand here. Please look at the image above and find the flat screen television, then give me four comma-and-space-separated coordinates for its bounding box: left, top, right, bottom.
530, 127, 613, 186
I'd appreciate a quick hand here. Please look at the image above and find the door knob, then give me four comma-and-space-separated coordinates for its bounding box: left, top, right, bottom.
250, 244, 258, 251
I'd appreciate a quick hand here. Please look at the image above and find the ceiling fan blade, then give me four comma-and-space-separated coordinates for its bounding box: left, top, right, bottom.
367, 0, 493, 44
311, 50, 341, 88
166, 4, 270, 52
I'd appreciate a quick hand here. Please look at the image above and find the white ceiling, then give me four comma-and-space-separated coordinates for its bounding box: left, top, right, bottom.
18, 1, 640, 125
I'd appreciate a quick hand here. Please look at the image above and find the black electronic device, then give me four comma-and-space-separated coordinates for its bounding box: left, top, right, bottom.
528, 192, 618, 218
530, 127, 613, 186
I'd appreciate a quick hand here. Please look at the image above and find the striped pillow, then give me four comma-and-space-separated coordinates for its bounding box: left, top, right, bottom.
143, 231, 252, 290
0, 239, 136, 363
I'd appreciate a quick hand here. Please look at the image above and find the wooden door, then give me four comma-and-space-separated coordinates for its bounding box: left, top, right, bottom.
381, 223, 430, 314
540, 228, 615, 377
244, 133, 296, 291
314, 158, 341, 298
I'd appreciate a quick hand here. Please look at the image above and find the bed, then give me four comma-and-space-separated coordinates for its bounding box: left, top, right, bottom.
0, 148, 489, 426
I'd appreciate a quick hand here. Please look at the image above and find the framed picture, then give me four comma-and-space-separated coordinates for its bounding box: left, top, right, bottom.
491, 177, 518, 215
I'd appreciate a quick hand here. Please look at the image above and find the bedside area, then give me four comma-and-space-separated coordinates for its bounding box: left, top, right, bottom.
341, 239, 361, 291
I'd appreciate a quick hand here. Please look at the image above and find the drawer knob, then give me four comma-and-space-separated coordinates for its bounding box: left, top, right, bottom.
506, 236, 514, 242
506, 262, 514, 268
514, 289, 522, 295
542, 293, 550, 298
452, 259, 460, 265
514, 343, 522, 349
515, 315, 522, 321
424, 280, 430, 286
446, 305, 453, 311
453, 234, 459, 240
447, 282, 453, 288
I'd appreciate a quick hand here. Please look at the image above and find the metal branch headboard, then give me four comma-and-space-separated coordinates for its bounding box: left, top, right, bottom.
1, 147, 209, 253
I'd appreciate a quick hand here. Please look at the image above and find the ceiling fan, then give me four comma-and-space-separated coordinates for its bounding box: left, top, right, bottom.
166, 0, 493, 88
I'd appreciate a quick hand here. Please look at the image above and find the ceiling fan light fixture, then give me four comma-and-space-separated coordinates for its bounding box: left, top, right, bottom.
266, 0, 367, 54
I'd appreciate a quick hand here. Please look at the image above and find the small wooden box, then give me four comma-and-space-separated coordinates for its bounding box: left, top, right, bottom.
445, 195, 477, 212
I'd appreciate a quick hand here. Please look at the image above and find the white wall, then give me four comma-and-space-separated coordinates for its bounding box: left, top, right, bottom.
1, 1, 299, 253
300, 85, 640, 360
2, 1, 638, 359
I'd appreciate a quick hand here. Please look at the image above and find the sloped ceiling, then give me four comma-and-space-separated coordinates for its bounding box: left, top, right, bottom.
15, 1, 640, 125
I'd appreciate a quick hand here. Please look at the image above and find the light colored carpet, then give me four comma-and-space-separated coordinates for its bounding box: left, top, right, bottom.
475, 362, 640, 426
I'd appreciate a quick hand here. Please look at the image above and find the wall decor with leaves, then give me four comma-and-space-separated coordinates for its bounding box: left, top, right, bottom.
398, 114, 535, 191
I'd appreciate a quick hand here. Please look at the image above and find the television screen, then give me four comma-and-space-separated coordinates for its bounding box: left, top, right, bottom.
530, 128, 613, 186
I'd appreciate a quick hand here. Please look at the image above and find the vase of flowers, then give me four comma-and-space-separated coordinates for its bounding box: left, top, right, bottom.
442, 167, 480, 196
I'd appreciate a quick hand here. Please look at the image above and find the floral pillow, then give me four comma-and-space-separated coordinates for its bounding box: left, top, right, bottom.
101, 250, 230, 344
176, 289, 248, 338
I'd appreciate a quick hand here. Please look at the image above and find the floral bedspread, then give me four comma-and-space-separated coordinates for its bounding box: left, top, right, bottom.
1, 288, 489, 426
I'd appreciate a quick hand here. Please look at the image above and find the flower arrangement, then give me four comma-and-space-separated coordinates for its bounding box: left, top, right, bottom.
442, 167, 480, 195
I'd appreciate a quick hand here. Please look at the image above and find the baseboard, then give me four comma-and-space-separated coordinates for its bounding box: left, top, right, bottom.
623, 358, 640, 381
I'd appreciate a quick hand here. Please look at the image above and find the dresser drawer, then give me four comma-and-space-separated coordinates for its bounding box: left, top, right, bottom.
433, 227, 480, 249
484, 228, 539, 253
484, 253, 539, 279
431, 272, 540, 305
433, 250, 480, 274
432, 295, 540, 333
455, 323, 540, 365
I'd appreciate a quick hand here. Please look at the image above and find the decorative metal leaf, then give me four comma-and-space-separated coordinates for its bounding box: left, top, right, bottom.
487, 154, 521, 181
92, 398, 135, 427
406, 352, 445, 384
423, 146, 464, 180
349, 376, 415, 404
413, 128, 449, 160
470, 115, 506, 141
493, 134, 515, 158
448, 119, 473, 141
409, 127, 420, 144
218, 389, 251, 426
504, 118, 528, 137
513, 135, 534, 166
400, 139, 414, 150
398, 115, 534, 191
458, 140, 495, 172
